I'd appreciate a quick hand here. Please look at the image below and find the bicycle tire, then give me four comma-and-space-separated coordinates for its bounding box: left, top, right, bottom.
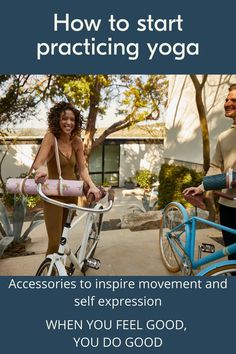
159, 203, 187, 272
200, 263, 236, 276
36, 257, 60, 276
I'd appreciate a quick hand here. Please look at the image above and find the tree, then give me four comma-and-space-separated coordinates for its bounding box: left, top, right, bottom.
0, 75, 168, 161
189, 75, 209, 173
189, 74, 228, 221
0, 75, 50, 129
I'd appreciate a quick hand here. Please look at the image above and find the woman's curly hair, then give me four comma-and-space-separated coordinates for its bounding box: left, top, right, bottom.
47, 102, 84, 139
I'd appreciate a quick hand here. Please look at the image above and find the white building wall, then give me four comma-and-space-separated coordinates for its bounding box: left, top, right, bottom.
164, 75, 236, 167
1, 140, 164, 188
0, 143, 37, 181
119, 142, 164, 186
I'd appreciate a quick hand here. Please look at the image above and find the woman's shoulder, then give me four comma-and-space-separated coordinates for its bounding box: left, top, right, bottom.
42, 131, 55, 144
72, 136, 83, 151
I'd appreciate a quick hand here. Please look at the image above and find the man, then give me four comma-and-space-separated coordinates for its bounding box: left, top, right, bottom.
183, 84, 236, 261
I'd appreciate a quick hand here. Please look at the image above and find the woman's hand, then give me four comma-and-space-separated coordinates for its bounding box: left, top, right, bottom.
34, 166, 48, 184
183, 186, 203, 196
87, 185, 102, 202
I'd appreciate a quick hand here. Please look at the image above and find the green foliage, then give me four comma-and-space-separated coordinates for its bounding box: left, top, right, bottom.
0, 195, 44, 257
113, 76, 168, 130
0, 75, 168, 144
0, 75, 40, 129
135, 169, 158, 190
102, 179, 110, 187
2, 192, 40, 209
25, 195, 41, 208
1, 191, 14, 207
158, 164, 203, 209
55, 75, 112, 114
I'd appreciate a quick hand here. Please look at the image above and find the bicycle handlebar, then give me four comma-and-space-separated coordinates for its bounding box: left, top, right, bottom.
213, 191, 236, 201
37, 183, 114, 213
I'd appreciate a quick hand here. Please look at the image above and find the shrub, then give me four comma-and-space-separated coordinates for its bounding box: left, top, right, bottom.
2, 193, 41, 209
158, 164, 203, 209
135, 170, 158, 190
102, 179, 110, 187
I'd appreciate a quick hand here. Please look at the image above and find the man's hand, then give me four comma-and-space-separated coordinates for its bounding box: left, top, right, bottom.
183, 186, 203, 196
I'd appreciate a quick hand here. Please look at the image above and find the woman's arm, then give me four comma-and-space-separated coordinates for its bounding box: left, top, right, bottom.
73, 137, 101, 201
34, 132, 54, 183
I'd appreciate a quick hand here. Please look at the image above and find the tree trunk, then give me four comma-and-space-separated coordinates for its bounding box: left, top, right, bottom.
190, 75, 210, 173
190, 75, 217, 221
195, 90, 210, 173
83, 77, 102, 164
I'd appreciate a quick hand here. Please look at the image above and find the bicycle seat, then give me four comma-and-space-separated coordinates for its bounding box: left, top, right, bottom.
184, 193, 207, 210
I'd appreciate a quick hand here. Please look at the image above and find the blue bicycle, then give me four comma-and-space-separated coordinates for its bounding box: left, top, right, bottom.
159, 172, 236, 276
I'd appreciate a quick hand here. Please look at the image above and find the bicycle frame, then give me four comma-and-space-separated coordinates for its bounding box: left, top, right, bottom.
163, 202, 236, 273
37, 184, 113, 276
70, 204, 103, 268
45, 208, 102, 275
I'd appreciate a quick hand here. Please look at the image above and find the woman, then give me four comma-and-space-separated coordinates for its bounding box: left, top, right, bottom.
33, 101, 101, 255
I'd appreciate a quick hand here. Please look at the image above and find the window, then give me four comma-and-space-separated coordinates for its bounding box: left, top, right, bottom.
89, 143, 120, 186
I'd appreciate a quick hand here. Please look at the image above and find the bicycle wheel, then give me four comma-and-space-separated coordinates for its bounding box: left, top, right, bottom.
200, 263, 236, 276
159, 203, 187, 272
36, 257, 59, 276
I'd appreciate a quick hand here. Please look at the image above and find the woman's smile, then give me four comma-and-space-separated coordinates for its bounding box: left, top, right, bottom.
59, 109, 75, 134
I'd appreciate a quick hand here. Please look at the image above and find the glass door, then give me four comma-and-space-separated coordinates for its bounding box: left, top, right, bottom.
89, 143, 120, 186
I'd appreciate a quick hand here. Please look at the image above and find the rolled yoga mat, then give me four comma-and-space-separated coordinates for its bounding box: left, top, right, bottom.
6, 178, 84, 196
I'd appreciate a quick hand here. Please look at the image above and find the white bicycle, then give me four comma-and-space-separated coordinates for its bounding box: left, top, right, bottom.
35, 183, 114, 276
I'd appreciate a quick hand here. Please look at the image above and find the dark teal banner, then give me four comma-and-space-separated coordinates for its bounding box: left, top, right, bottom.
0, 0, 235, 73
0, 276, 235, 354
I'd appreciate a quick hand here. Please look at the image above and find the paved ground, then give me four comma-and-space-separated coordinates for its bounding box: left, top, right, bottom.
0, 189, 224, 276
